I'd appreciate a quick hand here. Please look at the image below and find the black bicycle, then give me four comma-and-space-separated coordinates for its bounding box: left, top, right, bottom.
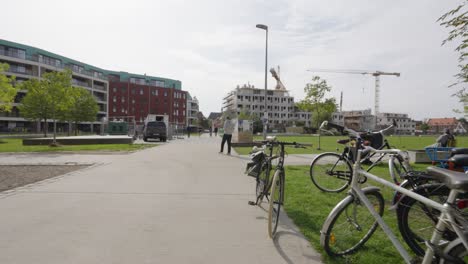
246, 140, 275, 206
246, 136, 310, 238
310, 121, 398, 193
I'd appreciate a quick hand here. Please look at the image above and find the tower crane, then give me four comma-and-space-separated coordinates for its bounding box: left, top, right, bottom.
306, 69, 400, 115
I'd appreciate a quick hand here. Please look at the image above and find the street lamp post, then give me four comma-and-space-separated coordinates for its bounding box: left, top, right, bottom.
256, 24, 268, 140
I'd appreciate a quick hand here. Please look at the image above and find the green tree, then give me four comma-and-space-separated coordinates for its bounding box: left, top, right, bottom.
65, 88, 99, 136
420, 122, 430, 134
19, 70, 73, 143
296, 76, 337, 128
438, 2, 468, 113
18, 78, 50, 136
238, 109, 252, 120
0, 63, 18, 112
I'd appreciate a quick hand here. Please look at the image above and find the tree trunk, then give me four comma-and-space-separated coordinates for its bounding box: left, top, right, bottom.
43, 118, 48, 137
75, 121, 78, 136
53, 119, 57, 144
67, 121, 71, 136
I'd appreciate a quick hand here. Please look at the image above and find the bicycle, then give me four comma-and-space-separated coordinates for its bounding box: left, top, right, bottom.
320, 147, 468, 263
266, 138, 310, 239
246, 141, 275, 206
310, 121, 397, 193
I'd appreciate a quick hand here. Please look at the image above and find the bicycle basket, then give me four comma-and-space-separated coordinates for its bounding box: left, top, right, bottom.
245, 162, 262, 177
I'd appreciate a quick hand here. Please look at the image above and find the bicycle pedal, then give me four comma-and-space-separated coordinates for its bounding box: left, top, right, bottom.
248, 201, 257, 206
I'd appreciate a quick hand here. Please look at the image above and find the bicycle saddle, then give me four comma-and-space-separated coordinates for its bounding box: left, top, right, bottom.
266, 136, 277, 142
427, 167, 468, 191
448, 154, 468, 167
451, 148, 468, 156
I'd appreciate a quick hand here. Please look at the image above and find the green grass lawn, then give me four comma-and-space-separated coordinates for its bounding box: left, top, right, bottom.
282, 164, 428, 264
234, 135, 468, 155
0, 138, 154, 152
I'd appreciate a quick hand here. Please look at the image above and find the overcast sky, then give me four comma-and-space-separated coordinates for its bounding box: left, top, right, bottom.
1, 0, 464, 120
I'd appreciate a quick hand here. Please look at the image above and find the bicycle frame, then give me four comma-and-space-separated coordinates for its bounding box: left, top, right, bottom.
349, 149, 468, 263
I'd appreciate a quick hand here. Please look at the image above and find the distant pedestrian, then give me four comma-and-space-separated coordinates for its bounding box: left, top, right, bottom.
209, 127, 213, 137
187, 126, 191, 138
220, 117, 235, 155
436, 128, 456, 147
214, 127, 218, 137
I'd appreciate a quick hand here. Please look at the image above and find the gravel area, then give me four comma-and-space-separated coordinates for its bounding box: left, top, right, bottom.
0, 165, 89, 192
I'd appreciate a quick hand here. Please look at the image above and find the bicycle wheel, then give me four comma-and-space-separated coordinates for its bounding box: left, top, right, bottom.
310, 152, 352, 193
255, 161, 271, 205
321, 189, 385, 256
397, 184, 455, 256
268, 170, 283, 239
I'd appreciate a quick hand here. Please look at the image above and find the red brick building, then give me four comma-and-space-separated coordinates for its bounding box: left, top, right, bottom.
427, 117, 458, 133
107, 71, 186, 126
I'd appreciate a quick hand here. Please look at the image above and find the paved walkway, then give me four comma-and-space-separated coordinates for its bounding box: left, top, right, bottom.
0, 135, 322, 264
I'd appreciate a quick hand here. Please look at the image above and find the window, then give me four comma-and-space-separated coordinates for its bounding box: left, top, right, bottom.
164, 92, 167, 97
121, 87, 126, 93
121, 97, 125, 103
131, 89, 135, 95
113, 87, 117, 92
112, 107, 116, 113
113, 96, 116, 102
140, 88, 143, 95
132, 99, 135, 104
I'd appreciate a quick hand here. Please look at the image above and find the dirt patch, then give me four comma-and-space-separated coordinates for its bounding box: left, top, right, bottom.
0, 165, 89, 192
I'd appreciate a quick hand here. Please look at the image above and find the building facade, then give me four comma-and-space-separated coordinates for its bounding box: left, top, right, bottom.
0, 39, 187, 132
186, 93, 199, 126
222, 84, 310, 129
377, 112, 415, 134
107, 72, 186, 126
331, 109, 416, 134
0, 39, 109, 132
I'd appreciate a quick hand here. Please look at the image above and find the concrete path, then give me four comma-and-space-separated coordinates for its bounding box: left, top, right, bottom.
0, 135, 322, 264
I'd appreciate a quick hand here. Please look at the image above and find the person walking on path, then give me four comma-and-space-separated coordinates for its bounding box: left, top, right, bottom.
220, 117, 235, 155
214, 127, 218, 137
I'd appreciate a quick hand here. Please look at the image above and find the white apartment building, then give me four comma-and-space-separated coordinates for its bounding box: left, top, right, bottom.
186, 93, 199, 126
331, 110, 415, 134
222, 84, 311, 129
377, 112, 415, 134
0, 39, 108, 133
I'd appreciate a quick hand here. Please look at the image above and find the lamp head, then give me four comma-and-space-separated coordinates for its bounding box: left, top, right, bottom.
256, 24, 268, 30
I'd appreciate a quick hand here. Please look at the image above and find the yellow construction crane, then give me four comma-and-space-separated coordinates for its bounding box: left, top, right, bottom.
306, 69, 400, 115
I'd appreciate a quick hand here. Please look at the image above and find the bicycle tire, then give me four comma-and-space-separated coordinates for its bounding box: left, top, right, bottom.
397, 184, 455, 256
255, 161, 272, 205
321, 189, 385, 256
268, 170, 283, 239
310, 152, 352, 193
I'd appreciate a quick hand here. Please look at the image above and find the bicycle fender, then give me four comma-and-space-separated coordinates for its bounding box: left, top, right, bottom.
310, 152, 346, 165
346, 186, 381, 197
320, 194, 354, 247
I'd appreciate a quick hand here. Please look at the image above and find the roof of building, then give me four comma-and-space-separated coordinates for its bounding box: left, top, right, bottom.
208, 112, 222, 120
427, 118, 457, 126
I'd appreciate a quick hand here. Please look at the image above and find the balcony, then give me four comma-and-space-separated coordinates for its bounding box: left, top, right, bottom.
93, 84, 106, 91
72, 79, 91, 88
6, 68, 36, 77
0, 49, 29, 60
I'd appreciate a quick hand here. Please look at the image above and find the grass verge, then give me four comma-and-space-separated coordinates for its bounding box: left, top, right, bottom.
234, 135, 468, 155
283, 164, 428, 264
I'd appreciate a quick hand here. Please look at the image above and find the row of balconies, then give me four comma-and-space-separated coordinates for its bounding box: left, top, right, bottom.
0, 50, 107, 81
